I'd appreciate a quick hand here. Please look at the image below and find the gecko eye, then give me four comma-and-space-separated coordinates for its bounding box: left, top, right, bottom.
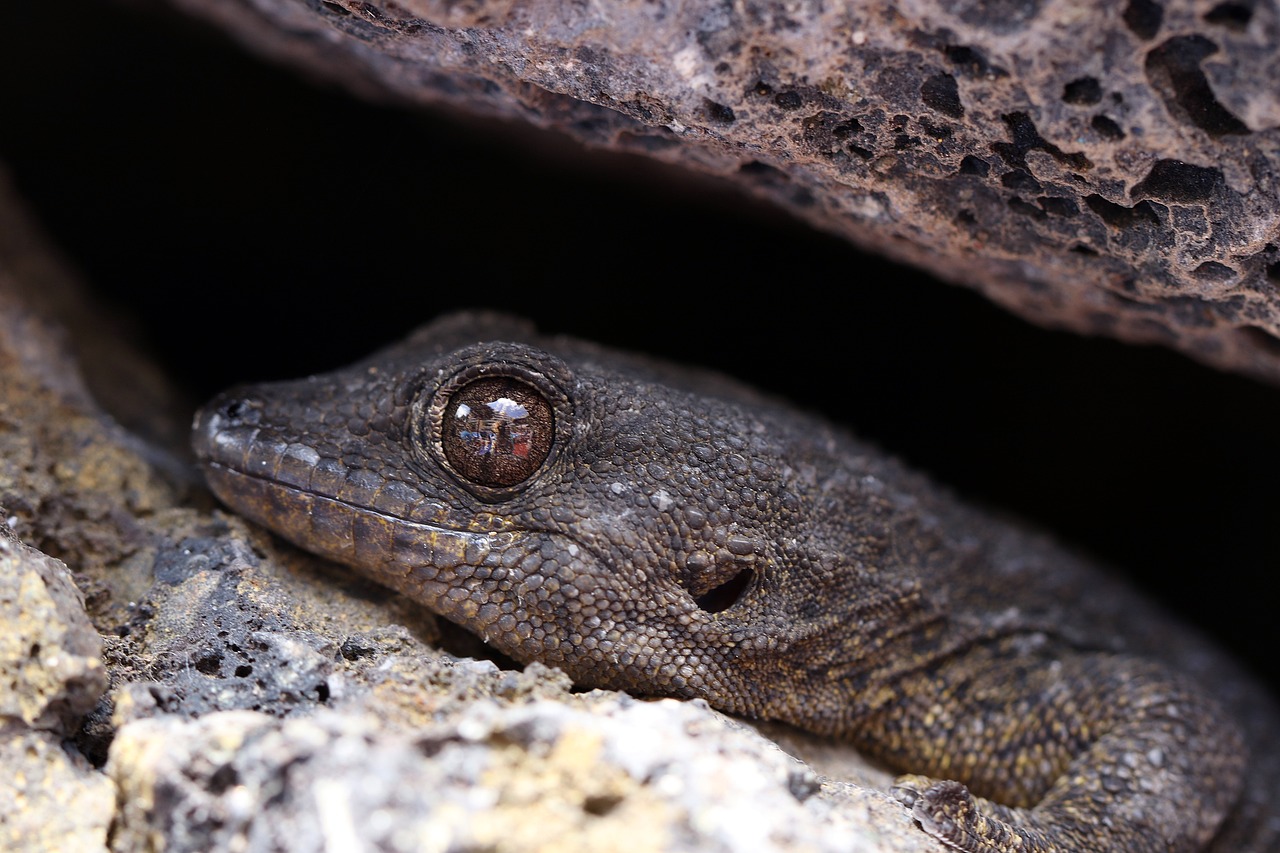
438, 377, 555, 488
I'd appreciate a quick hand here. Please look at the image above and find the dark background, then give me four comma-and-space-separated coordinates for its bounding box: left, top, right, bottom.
4, 2, 1278, 689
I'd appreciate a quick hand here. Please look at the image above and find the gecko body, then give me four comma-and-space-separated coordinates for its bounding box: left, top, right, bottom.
192, 313, 1280, 851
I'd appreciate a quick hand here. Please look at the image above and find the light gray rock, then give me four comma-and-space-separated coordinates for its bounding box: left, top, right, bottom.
0, 536, 105, 732
107, 689, 939, 853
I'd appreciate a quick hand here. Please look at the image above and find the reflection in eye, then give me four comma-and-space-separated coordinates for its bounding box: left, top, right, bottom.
441, 378, 553, 487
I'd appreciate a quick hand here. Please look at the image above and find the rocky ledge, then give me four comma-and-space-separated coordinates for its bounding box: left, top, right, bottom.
159, 0, 1280, 381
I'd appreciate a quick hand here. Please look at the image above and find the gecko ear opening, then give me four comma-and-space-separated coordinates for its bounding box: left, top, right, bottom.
694, 566, 755, 613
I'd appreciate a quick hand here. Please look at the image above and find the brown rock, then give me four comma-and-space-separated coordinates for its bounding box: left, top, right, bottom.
157, 0, 1280, 381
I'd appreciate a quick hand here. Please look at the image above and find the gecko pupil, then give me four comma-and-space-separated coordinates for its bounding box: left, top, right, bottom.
440, 377, 554, 487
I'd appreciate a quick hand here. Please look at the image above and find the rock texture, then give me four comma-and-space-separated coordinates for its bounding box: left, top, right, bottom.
0, 538, 114, 853
0, 169, 943, 851
159, 0, 1280, 382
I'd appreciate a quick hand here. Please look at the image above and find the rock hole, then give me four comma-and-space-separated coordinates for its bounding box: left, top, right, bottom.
321, 1, 351, 15
774, 91, 803, 110
1008, 197, 1046, 220
921, 118, 953, 141
1144, 36, 1249, 136
1131, 159, 1224, 202
1038, 196, 1079, 217
788, 772, 822, 801
943, 45, 1006, 78
340, 637, 378, 660
315, 681, 331, 703
703, 99, 736, 125
1191, 261, 1236, 283
1204, 3, 1252, 29
209, 764, 239, 795
583, 794, 625, 817
1091, 115, 1125, 140
1123, 0, 1163, 40
234, 664, 253, 678
921, 72, 964, 118
992, 112, 1091, 170
694, 567, 754, 613
958, 155, 989, 176
1062, 77, 1102, 105
194, 652, 222, 675
1266, 261, 1280, 283
1001, 169, 1042, 192
834, 117, 863, 137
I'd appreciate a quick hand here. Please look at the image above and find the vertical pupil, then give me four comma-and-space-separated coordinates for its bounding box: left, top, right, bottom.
441, 378, 553, 487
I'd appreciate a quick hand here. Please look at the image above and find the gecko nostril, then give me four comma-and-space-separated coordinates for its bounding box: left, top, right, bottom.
694, 566, 755, 614
218, 395, 261, 425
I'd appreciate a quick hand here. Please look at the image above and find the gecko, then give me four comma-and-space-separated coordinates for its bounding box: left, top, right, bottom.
191, 312, 1280, 851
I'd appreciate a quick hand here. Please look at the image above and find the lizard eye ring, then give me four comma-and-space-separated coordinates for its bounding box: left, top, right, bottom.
416, 360, 568, 499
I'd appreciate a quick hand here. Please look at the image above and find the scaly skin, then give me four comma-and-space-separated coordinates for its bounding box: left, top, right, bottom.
192, 312, 1280, 851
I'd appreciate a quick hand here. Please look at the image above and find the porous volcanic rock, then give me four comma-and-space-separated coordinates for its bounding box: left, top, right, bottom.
160, 0, 1280, 381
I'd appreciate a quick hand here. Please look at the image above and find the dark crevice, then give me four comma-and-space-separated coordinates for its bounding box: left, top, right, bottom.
738, 160, 787, 178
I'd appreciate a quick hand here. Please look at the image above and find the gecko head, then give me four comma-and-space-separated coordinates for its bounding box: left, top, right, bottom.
193, 313, 911, 726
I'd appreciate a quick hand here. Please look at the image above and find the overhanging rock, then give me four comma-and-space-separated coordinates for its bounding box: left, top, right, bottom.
166, 0, 1280, 380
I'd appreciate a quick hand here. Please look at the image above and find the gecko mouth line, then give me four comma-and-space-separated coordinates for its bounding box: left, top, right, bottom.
203, 459, 521, 542
199, 459, 621, 579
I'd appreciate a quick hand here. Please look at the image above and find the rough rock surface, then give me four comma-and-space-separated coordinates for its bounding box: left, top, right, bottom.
107, 688, 921, 853
0, 533, 114, 853
0, 170, 942, 851
0, 536, 105, 732
160, 0, 1280, 382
